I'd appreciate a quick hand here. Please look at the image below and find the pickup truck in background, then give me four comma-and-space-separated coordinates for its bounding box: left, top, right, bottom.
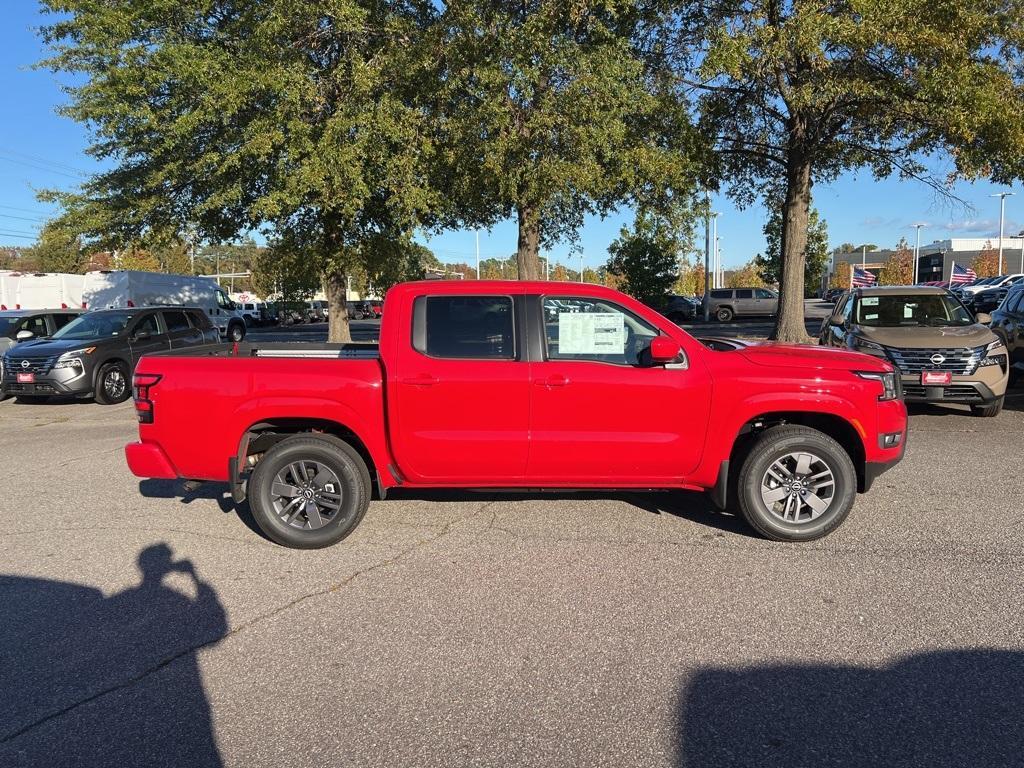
125, 281, 907, 548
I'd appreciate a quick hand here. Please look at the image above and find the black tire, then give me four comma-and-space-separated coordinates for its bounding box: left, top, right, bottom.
716, 306, 734, 323
736, 425, 857, 542
248, 434, 371, 549
94, 361, 131, 405
228, 322, 246, 342
243, 315, 254, 328
971, 397, 1004, 417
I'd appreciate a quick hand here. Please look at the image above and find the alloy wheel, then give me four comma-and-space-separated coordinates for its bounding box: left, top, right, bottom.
270, 460, 344, 530
104, 369, 126, 400
759, 451, 836, 524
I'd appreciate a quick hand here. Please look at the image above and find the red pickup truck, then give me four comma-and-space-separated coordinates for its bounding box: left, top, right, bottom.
125, 281, 907, 548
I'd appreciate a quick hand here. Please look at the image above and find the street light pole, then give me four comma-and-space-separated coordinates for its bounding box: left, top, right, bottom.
579, 253, 585, 282
992, 191, 1015, 275
711, 214, 719, 288
913, 224, 925, 284
703, 195, 712, 322
475, 231, 480, 280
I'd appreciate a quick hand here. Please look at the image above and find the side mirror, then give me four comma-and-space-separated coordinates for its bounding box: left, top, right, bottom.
649, 336, 682, 364
975, 312, 992, 324
133, 329, 152, 341
15, 330, 34, 341
829, 313, 846, 327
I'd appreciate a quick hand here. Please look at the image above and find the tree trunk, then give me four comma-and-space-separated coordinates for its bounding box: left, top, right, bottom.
516, 203, 541, 280
325, 270, 352, 343
771, 150, 813, 343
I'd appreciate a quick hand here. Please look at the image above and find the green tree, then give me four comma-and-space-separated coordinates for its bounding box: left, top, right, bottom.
27, 222, 85, 273
878, 238, 914, 286
756, 203, 829, 296
674, 1, 1024, 340
605, 212, 682, 305
431, 1, 696, 279
40, 0, 437, 341
727, 261, 767, 289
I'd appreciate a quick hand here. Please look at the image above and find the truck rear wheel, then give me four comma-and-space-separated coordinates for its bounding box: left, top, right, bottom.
735, 425, 857, 542
248, 434, 371, 549
716, 306, 734, 322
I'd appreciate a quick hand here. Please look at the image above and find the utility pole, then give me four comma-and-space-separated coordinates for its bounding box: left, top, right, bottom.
992, 191, 1014, 274
861, 245, 866, 268
913, 224, 925, 284
703, 194, 712, 321
579, 252, 585, 282
475, 231, 480, 280
711, 214, 720, 288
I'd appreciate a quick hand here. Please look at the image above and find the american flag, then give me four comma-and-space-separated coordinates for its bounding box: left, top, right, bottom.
852, 266, 877, 287
949, 262, 977, 286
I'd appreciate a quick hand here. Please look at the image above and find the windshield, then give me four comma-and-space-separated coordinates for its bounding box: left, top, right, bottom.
52, 311, 133, 340
855, 294, 974, 327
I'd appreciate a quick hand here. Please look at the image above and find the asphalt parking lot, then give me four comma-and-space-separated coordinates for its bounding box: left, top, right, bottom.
2, 345, 1023, 767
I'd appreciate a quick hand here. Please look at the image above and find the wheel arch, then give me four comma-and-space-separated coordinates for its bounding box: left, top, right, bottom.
725, 410, 868, 499
235, 417, 382, 497
92, 356, 130, 389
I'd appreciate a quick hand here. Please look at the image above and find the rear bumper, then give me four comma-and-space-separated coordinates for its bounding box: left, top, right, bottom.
125, 441, 179, 479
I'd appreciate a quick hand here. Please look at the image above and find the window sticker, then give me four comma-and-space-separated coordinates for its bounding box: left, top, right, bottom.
861, 297, 879, 306
557, 312, 625, 354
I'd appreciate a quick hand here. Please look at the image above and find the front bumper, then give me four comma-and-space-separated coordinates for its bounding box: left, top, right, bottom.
899, 373, 1006, 405
1, 367, 94, 397
125, 441, 179, 479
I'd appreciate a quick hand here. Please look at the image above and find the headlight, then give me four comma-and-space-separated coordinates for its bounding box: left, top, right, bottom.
984, 339, 1005, 353
856, 370, 899, 401
852, 337, 886, 354
53, 347, 95, 370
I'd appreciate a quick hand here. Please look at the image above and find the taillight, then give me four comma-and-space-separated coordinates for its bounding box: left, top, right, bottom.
132, 373, 161, 423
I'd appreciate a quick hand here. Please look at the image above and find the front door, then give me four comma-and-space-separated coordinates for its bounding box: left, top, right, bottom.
527, 296, 713, 484
389, 294, 531, 483
126, 313, 170, 367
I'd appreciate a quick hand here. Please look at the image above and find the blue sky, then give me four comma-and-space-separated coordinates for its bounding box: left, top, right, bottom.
3, 1, 1023, 272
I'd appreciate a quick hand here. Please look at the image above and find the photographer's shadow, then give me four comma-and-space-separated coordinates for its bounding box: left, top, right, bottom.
0, 544, 227, 767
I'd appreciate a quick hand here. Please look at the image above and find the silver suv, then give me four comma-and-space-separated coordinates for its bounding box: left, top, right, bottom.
705, 288, 779, 322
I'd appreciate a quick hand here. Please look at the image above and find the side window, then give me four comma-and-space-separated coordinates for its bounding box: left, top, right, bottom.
52, 313, 77, 330
17, 315, 49, 337
418, 295, 515, 359
735, 289, 753, 299
132, 313, 161, 336
187, 310, 212, 329
755, 289, 775, 299
162, 310, 190, 332
543, 296, 659, 366
710, 289, 731, 300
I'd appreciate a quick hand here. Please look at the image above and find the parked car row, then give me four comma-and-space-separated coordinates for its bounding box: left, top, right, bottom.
652, 288, 780, 325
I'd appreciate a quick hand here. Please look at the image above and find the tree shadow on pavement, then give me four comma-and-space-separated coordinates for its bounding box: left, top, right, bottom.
676, 649, 1024, 767
0, 544, 227, 768
384, 488, 757, 538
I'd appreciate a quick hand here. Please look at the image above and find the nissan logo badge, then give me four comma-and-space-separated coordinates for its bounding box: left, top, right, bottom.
929, 354, 945, 366
21, 359, 30, 369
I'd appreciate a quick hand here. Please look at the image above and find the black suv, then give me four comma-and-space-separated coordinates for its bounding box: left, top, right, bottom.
990, 284, 1024, 385
1, 307, 218, 404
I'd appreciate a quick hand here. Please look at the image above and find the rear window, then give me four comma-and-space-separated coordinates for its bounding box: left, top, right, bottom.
418, 296, 515, 359
736, 289, 753, 299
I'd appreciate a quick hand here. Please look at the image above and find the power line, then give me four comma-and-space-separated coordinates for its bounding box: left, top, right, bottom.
0, 203, 57, 216
0, 154, 86, 180
0, 212, 44, 224
0, 231, 37, 241
0, 148, 91, 177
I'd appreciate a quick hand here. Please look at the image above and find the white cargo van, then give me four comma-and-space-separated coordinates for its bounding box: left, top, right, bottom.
13, 272, 85, 310
82, 270, 247, 341
0, 271, 18, 311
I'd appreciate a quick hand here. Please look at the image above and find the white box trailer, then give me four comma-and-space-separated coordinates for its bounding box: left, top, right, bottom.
13, 272, 85, 310
82, 270, 247, 340
0, 271, 17, 310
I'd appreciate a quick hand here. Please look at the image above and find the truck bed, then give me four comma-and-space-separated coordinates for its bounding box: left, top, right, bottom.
150, 341, 380, 360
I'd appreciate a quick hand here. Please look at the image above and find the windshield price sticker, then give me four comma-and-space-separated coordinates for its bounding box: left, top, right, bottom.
558, 312, 625, 354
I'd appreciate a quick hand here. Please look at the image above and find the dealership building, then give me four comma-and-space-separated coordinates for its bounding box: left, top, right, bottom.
830, 237, 1024, 284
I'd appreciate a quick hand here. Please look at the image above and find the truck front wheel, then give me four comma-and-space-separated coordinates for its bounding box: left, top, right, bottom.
228, 322, 246, 342
735, 425, 857, 542
248, 434, 371, 549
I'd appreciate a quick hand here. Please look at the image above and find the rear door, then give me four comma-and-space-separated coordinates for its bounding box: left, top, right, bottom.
755, 288, 778, 315
390, 293, 531, 482
734, 289, 754, 316
162, 309, 205, 348
527, 295, 713, 483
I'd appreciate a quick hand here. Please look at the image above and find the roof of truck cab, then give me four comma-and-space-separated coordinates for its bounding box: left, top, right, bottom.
855, 285, 950, 297
390, 280, 630, 298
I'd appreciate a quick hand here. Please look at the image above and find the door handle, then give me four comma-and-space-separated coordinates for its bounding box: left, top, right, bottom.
401, 374, 437, 386
534, 374, 569, 387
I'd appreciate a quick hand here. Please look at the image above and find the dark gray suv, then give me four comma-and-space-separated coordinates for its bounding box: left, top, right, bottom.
1, 307, 218, 404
